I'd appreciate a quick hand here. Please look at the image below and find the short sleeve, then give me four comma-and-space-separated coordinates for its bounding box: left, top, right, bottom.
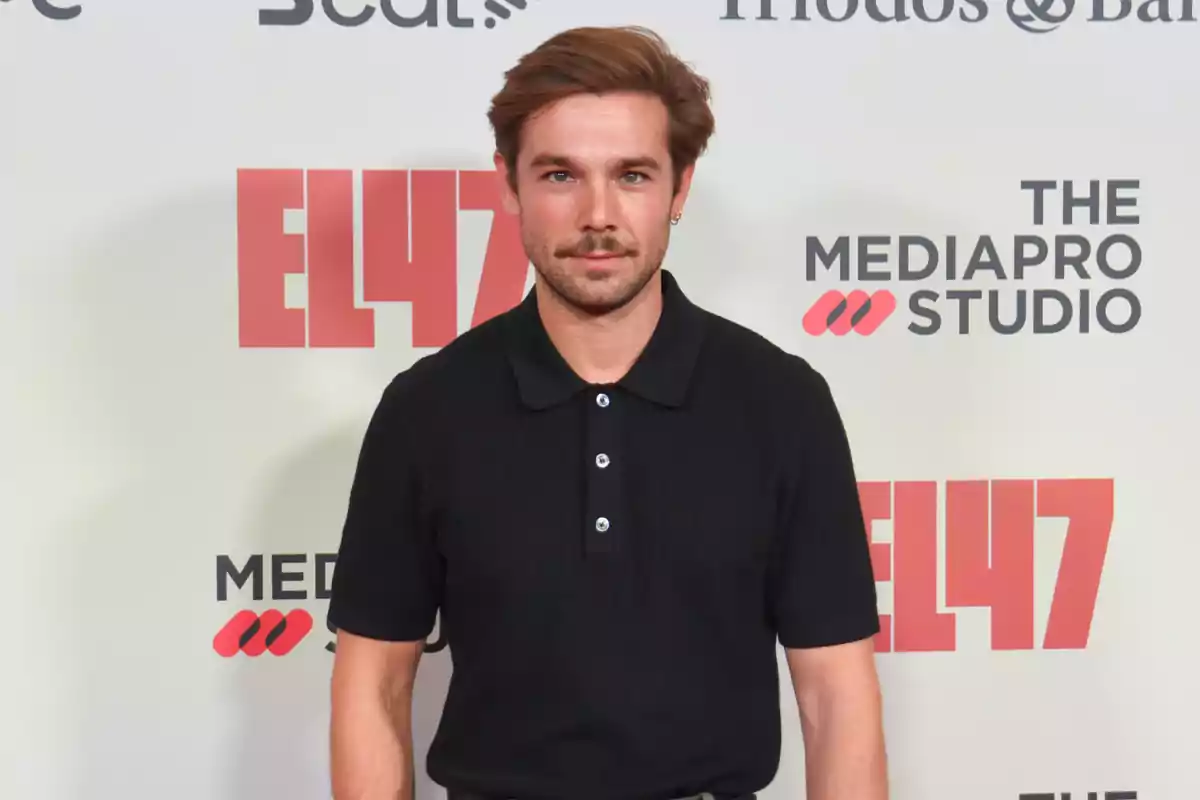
768, 359, 880, 649
326, 370, 443, 642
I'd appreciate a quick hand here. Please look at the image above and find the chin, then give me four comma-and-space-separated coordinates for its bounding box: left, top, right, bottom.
573, 271, 658, 314
535, 256, 659, 313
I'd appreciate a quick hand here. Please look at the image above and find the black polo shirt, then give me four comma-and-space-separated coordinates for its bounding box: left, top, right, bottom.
327, 269, 880, 800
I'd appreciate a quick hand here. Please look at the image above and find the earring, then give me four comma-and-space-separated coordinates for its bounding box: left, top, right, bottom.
670, 213, 682, 226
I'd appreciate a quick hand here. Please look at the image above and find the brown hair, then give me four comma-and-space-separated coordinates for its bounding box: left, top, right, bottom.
487, 26, 715, 194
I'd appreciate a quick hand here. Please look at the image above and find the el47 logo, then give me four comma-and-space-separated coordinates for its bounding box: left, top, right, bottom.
864, 478, 1114, 652
236, 167, 530, 348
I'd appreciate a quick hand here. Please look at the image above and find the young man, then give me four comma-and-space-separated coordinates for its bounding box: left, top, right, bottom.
327, 25, 888, 800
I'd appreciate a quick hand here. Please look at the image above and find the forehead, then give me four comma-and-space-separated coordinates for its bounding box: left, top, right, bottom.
520, 92, 670, 162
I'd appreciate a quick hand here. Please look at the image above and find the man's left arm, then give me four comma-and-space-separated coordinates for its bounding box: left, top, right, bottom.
786, 639, 887, 800
769, 357, 888, 800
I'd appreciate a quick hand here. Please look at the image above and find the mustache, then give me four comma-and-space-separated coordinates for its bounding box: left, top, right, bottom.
554, 233, 636, 258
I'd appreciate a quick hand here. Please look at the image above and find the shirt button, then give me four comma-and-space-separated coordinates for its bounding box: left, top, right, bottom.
595, 453, 610, 469
595, 516, 610, 532
596, 392, 610, 408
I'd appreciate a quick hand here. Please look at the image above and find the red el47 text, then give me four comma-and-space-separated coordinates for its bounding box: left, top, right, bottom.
236, 168, 529, 348
861, 478, 1114, 652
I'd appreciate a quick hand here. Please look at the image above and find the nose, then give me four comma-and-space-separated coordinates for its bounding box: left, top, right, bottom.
579, 180, 617, 231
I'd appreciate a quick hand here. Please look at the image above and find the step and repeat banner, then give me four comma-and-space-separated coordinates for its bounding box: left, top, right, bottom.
2, 0, 1198, 798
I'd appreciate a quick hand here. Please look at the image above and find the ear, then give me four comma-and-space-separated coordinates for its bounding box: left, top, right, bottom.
494, 151, 520, 215
670, 162, 695, 219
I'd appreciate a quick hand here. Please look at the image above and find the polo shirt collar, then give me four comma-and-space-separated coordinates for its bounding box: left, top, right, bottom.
503, 269, 706, 410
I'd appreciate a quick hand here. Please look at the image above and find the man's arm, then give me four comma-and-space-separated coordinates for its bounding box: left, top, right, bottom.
768, 356, 888, 798
786, 638, 887, 800
330, 633, 424, 800
325, 368, 444, 800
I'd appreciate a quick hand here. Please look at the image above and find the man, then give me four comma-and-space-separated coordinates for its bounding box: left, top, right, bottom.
327, 25, 888, 800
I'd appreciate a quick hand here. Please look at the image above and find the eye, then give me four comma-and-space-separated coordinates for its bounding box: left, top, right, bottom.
622, 171, 650, 184
543, 170, 571, 183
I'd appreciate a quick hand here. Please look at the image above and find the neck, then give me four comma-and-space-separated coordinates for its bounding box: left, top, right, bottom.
536, 272, 664, 385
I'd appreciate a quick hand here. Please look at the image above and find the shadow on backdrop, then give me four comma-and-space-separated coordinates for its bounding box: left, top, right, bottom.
57, 154, 466, 800
57, 182, 336, 799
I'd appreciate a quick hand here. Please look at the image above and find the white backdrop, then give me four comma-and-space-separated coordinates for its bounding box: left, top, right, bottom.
3, 1, 1199, 798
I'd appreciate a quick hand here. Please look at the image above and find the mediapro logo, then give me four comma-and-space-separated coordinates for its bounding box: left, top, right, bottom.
803, 289, 896, 337
213, 609, 314, 657
259, 0, 533, 28
0, 0, 81, 20
803, 179, 1144, 337
213, 553, 447, 657
720, 0, 1197, 31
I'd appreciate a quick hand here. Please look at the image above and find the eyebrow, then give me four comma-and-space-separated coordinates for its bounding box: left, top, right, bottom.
527, 154, 664, 172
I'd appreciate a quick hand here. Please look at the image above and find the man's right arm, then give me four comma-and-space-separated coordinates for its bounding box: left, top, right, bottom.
326, 369, 444, 800
330, 633, 424, 800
